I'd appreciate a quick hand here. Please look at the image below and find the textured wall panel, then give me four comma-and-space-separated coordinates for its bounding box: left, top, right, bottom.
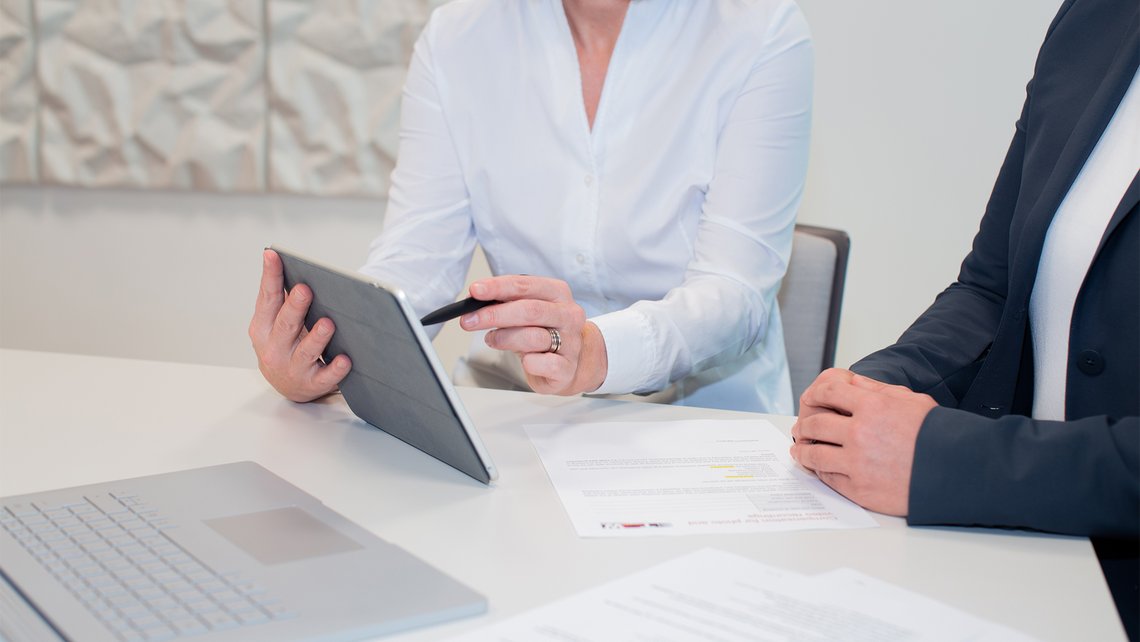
268, 0, 443, 197
0, 0, 37, 182
37, 0, 265, 190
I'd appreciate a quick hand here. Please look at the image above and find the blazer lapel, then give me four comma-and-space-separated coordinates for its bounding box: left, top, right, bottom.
1096, 171, 1140, 257
1006, 24, 1140, 304
964, 9, 1138, 417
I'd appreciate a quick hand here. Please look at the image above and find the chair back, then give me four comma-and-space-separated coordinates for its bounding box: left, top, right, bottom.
777, 224, 850, 412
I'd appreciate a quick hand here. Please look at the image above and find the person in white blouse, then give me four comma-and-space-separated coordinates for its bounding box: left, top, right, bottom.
250, 0, 814, 413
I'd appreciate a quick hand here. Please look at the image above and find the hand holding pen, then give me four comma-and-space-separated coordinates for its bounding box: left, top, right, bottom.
419, 297, 501, 326
424, 276, 609, 397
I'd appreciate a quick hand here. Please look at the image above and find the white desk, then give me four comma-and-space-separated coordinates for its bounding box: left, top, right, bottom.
0, 349, 1125, 641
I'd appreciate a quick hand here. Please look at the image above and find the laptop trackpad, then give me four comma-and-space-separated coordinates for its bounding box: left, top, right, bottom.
205, 507, 363, 565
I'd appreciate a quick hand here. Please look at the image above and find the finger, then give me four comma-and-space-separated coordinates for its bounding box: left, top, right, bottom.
790, 441, 850, 475
851, 373, 921, 401
250, 250, 286, 343
795, 402, 844, 423
462, 298, 581, 333
816, 471, 856, 499
817, 367, 856, 383
485, 326, 559, 354
850, 373, 893, 392
794, 413, 852, 447
310, 354, 352, 392
269, 284, 313, 346
800, 378, 875, 417
799, 368, 856, 412
292, 318, 335, 369
469, 275, 573, 304
804, 368, 856, 394
521, 352, 572, 391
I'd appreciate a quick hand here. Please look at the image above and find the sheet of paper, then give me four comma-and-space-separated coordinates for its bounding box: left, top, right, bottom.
450, 549, 1041, 642
809, 569, 1040, 642
525, 420, 877, 537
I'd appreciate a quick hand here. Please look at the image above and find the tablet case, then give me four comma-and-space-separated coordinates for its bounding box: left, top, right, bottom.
274, 247, 497, 484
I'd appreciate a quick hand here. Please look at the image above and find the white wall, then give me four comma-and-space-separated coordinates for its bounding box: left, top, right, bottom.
795, 1, 1056, 368
0, 1, 1061, 379
0, 186, 383, 367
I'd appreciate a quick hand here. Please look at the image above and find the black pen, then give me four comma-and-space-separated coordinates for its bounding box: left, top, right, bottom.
419, 297, 502, 326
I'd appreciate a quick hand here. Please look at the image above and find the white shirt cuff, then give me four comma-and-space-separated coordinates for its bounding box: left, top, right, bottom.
589, 308, 657, 396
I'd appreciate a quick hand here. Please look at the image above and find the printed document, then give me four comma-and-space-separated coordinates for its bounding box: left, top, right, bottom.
525, 420, 877, 537
450, 549, 1039, 642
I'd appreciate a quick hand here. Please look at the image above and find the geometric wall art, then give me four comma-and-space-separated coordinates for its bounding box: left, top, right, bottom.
0, 0, 446, 196
0, 0, 38, 183
268, 0, 442, 196
36, 0, 265, 190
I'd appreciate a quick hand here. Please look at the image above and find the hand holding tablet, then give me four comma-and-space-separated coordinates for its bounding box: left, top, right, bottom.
268, 246, 497, 484
249, 249, 351, 403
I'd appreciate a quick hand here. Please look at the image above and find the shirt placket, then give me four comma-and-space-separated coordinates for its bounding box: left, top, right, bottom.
573, 156, 604, 304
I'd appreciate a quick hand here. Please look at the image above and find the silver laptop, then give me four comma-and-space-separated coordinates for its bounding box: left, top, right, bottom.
0, 462, 486, 641
273, 246, 497, 485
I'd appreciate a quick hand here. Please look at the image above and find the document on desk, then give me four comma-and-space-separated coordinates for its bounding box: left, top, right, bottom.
450, 549, 1040, 642
525, 420, 877, 537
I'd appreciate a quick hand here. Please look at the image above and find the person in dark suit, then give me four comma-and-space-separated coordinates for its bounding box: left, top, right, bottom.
788, 0, 1138, 636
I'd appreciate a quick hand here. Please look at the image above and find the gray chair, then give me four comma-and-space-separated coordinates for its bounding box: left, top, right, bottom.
777, 224, 850, 412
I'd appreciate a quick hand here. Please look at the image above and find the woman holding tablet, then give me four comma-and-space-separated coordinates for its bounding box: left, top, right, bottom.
250, 0, 813, 412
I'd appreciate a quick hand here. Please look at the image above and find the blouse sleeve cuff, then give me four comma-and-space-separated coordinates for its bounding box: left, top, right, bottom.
589, 308, 657, 396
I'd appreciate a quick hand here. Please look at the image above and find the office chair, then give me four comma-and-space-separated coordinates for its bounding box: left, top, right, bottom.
777, 224, 851, 413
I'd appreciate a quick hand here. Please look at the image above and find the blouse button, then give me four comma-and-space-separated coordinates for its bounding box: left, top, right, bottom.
575, 253, 586, 265
584, 174, 594, 187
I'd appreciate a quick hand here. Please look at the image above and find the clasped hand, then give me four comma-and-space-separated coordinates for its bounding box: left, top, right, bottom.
790, 368, 937, 516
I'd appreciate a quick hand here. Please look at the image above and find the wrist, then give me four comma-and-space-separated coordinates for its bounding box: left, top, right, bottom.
576, 321, 609, 393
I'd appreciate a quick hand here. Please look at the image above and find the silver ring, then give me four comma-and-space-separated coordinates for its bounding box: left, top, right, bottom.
547, 328, 562, 354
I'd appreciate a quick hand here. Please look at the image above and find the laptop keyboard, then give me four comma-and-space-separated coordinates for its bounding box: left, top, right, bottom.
1, 492, 296, 641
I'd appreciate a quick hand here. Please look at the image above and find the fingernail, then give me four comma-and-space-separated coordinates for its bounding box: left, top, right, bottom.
471, 283, 487, 297
317, 322, 330, 336
461, 313, 478, 328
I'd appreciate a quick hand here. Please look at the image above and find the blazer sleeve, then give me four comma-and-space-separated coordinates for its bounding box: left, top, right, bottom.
909, 407, 1140, 538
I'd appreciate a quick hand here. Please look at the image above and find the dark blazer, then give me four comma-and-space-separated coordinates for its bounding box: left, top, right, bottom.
852, 0, 1139, 538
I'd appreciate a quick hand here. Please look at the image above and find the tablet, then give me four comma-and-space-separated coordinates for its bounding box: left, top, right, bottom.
273, 246, 498, 484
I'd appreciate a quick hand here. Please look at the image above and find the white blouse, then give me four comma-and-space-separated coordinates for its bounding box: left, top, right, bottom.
361, 0, 814, 413
1030, 68, 1140, 420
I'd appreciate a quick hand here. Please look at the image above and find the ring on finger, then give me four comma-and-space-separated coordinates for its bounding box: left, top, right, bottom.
546, 328, 561, 354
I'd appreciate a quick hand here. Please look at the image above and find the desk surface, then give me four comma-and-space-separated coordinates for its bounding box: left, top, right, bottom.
0, 349, 1125, 641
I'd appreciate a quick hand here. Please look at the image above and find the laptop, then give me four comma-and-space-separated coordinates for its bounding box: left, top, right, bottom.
273, 246, 498, 485
0, 461, 486, 641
